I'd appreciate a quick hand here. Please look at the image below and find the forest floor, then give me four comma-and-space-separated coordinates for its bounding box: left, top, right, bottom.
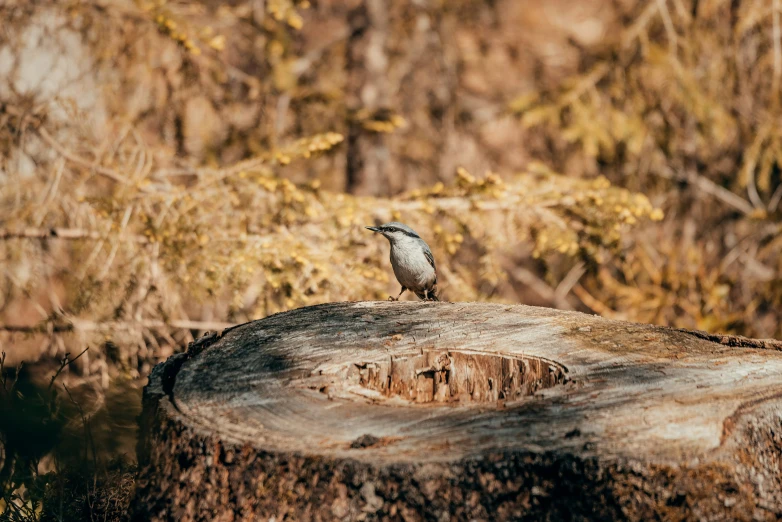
1, 363, 140, 522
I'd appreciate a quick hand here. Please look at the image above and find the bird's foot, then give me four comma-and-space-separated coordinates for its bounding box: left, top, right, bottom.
387, 296, 398, 301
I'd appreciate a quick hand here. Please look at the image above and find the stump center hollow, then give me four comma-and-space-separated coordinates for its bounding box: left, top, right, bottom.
349, 351, 568, 404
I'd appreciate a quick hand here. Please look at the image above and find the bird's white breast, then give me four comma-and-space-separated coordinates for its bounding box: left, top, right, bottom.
390, 239, 435, 291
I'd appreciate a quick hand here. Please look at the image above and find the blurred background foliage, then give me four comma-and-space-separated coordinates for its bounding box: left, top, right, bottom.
0, 0, 780, 519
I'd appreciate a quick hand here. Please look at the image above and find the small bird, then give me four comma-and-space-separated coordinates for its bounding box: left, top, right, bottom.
365, 222, 439, 301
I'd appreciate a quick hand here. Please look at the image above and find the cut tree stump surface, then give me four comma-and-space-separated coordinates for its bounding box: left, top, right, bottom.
133, 302, 782, 521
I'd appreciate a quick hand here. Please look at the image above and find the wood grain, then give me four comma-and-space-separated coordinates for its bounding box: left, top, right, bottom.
133, 301, 782, 521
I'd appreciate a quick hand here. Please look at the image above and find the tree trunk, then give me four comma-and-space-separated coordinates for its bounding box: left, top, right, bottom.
345, 0, 391, 196
132, 302, 782, 521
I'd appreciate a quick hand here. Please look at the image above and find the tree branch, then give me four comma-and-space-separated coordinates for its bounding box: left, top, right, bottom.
658, 167, 755, 216
0, 227, 149, 243
48, 347, 89, 390
0, 227, 275, 246
0, 318, 236, 334
36, 126, 138, 187
509, 266, 574, 310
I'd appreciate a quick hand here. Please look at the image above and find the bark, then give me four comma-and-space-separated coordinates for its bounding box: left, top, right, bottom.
133, 301, 782, 521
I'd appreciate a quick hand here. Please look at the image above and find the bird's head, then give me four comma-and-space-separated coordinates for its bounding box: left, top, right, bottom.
365, 222, 421, 243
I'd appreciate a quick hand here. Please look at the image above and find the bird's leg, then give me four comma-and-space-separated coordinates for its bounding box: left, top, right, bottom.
389, 287, 406, 301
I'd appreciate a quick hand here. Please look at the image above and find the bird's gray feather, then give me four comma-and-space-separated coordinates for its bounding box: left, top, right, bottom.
423, 246, 436, 283
368, 221, 439, 300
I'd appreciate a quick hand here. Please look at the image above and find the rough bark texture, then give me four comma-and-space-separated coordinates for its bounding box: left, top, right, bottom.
133, 302, 782, 521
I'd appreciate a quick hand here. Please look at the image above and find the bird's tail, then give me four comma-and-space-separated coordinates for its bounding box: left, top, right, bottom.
417, 287, 439, 301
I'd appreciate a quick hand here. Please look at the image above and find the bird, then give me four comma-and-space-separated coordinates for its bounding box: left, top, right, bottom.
365, 222, 439, 301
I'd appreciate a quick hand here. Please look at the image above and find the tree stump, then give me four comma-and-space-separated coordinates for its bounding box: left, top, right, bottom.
132, 302, 782, 521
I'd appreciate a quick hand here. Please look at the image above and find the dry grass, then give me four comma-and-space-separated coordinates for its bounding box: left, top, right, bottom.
1, 0, 780, 517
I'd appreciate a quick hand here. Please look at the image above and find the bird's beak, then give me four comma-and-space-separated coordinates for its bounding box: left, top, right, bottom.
365, 226, 380, 233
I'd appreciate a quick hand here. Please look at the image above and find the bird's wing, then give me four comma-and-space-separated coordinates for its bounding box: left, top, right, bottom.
423, 246, 437, 282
